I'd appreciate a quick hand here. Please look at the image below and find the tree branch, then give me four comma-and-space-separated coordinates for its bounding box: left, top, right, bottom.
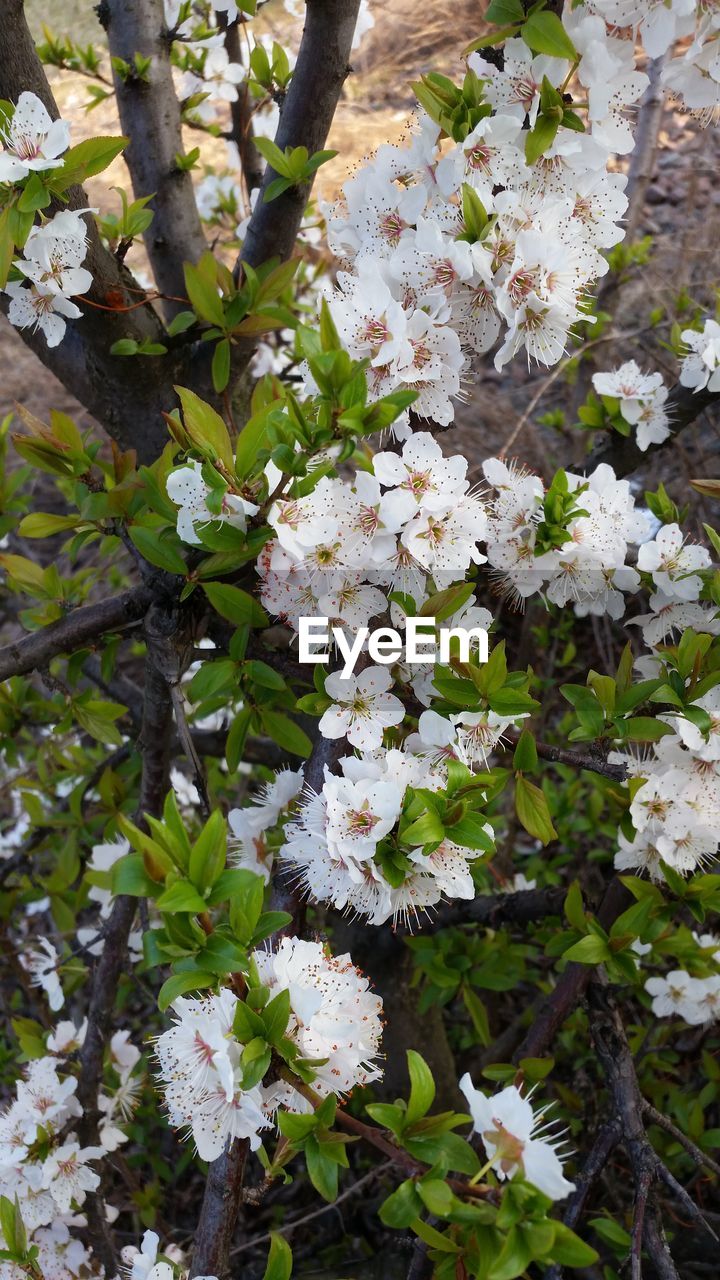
102, 0, 206, 311
238, 0, 360, 271
0, 585, 152, 683
420, 886, 566, 935
544, 1119, 622, 1280
643, 1102, 720, 1181
586, 380, 720, 478
224, 19, 264, 197
76, 619, 177, 1275
589, 982, 716, 1279
0, 0, 183, 461
512, 876, 632, 1062
505, 730, 628, 782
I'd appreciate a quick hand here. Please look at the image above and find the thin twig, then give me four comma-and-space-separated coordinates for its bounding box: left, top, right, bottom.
499, 329, 646, 459
643, 1103, 720, 1181
230, 1160, 394, 1257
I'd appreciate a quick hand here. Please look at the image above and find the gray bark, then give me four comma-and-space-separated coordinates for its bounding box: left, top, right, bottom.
103, 0, 206, 312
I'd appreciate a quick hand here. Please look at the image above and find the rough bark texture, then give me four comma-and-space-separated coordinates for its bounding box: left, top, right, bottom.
103, 0, 206, 311
513, 876, 632, 1061
0, 0, 181, 460
75, 613, 182, 1275
188, 1139, 249, 1279
239, 0, 361, 270
586, 381, 720, 478
0, 585, 152, 682
224, 19, 264, 196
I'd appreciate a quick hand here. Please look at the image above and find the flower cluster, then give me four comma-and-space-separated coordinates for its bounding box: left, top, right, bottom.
585, 0, 720, 117
592, 361, 671, 452
4, 206, 93, 349
680, 316, 720, 395
121, 1228, 218, 1280
259, 430, 489, 649
155, 938, 383, 1159
280, 746, 492, 925
228, 767, 304, 883
0, 91, 70, 183
323, 7, 658, 426
167, 460, 259, 546
483, 457, 649, 617
614, 662, 720, 880
19, 936, 65, 1011
0, 94, 98, 348
0, 1029, 140, 1277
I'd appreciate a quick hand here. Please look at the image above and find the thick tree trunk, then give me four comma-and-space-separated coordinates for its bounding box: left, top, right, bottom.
103, 0, 206, 313
0, 0, 184, 460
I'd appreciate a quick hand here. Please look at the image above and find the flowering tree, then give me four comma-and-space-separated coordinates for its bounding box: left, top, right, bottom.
2, 0, 720, 1277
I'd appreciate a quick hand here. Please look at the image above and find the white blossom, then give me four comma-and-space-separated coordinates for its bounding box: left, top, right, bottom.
459, 1075, 575, 1200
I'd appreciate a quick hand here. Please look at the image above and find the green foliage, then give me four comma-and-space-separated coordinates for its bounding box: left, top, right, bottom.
254, 138, 338, 202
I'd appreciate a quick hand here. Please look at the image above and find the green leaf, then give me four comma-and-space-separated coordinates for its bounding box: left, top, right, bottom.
564, 882, 586, 932
406, 1050, 436, 1125
111, 854, 161, 898
155, 879, 209, 914
166, 310, 196, 337
254, 136, 293, 177
263, 176, 293, 203
226, 707, 252, 771
562, 934, 610, 964
515, 776, 557, 845
485, 0, 524, 23
212, 337, 231, 393
234, 404, 273, 478
416, 1178, 454, 1217
525, 113, 560, 165
278, 1110, 318, 1142
206, 867, 262, 908
252, 911, 292, 944
202, 581, 269, 628
379, 1179, 423, 1228
17, 173, 51, 213
513, 730, 538, 771
550, 1223, 599, 1267
175, 386, 234, 470
246, 659, 287, 691
52, 135, 128, 186
17, 513, 80, 538
305, 1135, 339, 1202
263, 988, 291, 1044
184, 260, 226, 328
404, 1131, 481, 1176
488, 1224, 533, 1280
446, 813, 494, 851
188, 810, 227, 891
262, 1233, 292, 1280
128, 525, 187, 575
411, 1218, 462, 1253
620, 716, 673, 743
73, 698, 126, 746
522, 11, 578, 60
401, 810, 446, 846
227, 869, 265, 940
259, 711, 311, 758
0, 1196, 27, 1257
158, 970, 216, 1011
